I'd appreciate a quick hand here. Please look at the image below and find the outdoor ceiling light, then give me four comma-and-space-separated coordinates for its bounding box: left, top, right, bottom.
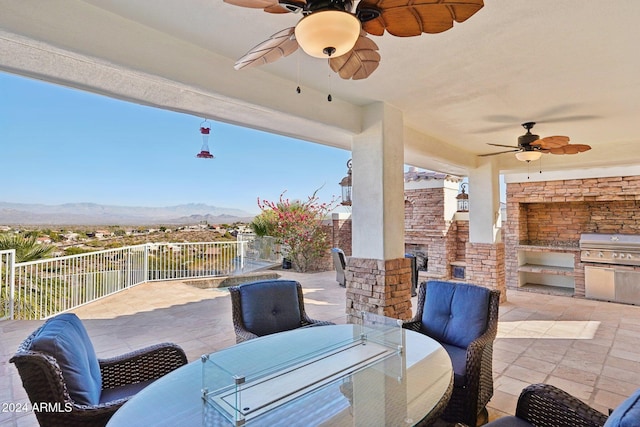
294, 10, 361, 58
515, 150, 542, 162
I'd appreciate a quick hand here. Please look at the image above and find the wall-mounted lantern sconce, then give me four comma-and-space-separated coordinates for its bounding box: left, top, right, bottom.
457, 183, 469, 212
339, 159, 352, 206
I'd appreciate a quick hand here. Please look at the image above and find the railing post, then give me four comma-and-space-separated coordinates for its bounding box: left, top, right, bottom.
144, 243, 150, 283
9, 249, 15, 320
126, 247, 131, 288
239, 240, 246, 272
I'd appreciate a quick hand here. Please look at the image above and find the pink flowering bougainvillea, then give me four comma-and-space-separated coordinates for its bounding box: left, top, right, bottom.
252, 190, 338, 272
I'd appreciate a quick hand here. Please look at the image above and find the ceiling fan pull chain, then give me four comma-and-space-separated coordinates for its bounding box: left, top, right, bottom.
327, 60, 332, 102
327, 62, 333, 102
296, 50, 302, 94
539, 155, 543, 174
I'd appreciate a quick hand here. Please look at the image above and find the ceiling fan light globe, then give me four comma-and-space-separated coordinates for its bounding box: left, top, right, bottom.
295, 11, 361, 58
515, 151, 542, 162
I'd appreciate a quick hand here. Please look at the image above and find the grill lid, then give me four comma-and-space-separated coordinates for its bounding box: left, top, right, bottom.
580, 233, 640, 251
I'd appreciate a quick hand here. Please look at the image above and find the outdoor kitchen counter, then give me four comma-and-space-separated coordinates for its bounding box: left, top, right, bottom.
516, 242, 580, 251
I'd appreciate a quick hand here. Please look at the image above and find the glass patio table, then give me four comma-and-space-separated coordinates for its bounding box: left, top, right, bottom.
107, 319, 453, 427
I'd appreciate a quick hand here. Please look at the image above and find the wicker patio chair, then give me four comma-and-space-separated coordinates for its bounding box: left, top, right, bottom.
404, 280, 500, 427
484, 383, 640, 427
229, 279, 334, 343
10, 313, 188, 427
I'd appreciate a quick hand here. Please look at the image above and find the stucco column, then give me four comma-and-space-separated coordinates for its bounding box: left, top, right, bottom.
467, 158, 506, 300
345, 103, 412, 321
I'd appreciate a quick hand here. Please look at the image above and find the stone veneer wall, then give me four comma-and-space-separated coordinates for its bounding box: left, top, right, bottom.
456, 221, 469, 261
465, 242, 506, 302
404, 188, 448, 237
332, 217, 352, 256
345, 257, 413, 322
505, 175, 640, 296
404, 188, 455, 278
333, 195, 474, 284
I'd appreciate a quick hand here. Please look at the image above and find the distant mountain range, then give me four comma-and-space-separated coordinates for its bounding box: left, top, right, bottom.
0, 202, 256, 226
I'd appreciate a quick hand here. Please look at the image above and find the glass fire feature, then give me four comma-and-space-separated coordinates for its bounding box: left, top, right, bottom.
201, 312, 403, 426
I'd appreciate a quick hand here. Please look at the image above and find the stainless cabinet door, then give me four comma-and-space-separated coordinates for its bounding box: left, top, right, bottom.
585, 266, 615, 301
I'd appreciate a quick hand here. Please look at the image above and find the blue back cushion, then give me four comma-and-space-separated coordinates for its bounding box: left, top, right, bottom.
421, 281, 490, 348
30, 313, 102, 406
604, 388, 640, 427
239, 280, 302, 337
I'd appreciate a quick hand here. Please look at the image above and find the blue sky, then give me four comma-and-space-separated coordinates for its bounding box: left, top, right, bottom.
1, 72, 354, 215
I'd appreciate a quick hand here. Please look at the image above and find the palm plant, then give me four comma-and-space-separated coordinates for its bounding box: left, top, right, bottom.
0, 233, 54, 262
1, 234, 56, 319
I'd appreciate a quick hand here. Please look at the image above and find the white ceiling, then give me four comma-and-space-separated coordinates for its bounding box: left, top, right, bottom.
1, 0, 639, 177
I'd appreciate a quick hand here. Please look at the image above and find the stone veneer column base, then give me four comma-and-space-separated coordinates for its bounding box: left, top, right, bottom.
345, 257, 413, 323
465, 242, 507, 303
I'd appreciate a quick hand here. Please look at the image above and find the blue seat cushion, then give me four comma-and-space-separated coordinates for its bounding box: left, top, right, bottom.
604, 388, 640, 427
239, 280, 302, 337
30, 313, 102, 406
441, 343, 468, 387
420, 281, 490, 348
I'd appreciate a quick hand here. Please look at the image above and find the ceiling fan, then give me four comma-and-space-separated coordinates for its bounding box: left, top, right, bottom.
225, 0, 484, 81
480, 122, 592, 162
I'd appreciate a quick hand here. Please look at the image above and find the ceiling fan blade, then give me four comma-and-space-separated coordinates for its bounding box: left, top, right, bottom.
487, 143, 519, 149
224, 0, 303, 13
263, 3, 290, 13
548, 144, 592, 155
224, 0, 276, 9
479, 149, 520, 157
357, 0, 483, 37
329, 32, 380, 80
531, 135, 570, 149
234, 27, 298, 70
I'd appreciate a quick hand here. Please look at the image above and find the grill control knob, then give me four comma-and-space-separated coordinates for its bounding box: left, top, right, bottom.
598, 252, 604, 257
585, 251, 590, 257
613, 253, 618, 258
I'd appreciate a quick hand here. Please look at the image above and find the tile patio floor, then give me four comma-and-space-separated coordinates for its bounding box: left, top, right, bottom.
2, 269, 640, 426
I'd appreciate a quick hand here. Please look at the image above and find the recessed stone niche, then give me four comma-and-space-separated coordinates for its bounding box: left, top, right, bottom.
505, 175, 640, 297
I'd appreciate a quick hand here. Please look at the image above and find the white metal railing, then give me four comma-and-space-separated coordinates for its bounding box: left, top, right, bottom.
2, 240, 277, 320
1, 249, 16, 320
146, 241, 244, 281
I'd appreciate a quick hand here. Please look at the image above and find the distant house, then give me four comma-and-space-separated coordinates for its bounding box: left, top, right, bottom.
0, 225, 11, 232
36, 236, 52, 244
235, 225, 252, 234
94, 230, 113, 239
62, 232, 80, 241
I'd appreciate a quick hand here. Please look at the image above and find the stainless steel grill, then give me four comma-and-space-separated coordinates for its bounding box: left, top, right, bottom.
580, 233, 640, 305
580, 233, 640, 266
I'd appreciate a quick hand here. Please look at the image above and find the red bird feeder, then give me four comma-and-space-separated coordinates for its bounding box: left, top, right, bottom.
196, 125, 214, 159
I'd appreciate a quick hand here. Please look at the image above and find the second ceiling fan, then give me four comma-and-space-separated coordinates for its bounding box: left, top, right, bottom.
481, 122, 592, 162
225, 0, 484, 80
